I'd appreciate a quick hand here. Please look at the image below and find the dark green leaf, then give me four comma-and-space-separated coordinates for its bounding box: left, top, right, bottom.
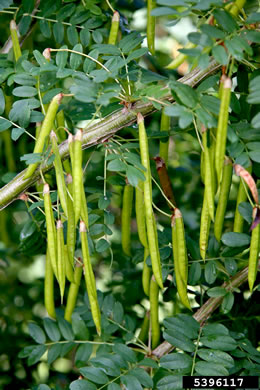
170, 81, 198, 108
96, 239, 110, 253
75, 343, 92, 364
28, 322, 46, 344
126, 165, 145, 187
107, 159, 126, 172
156, 375, 182, 390
0, 88, 5, 114
90, 356, 121, 376
164, 315, 199, 339
221, 292, 234, 314
57, 4, 76, 21
0, 117, 12, 132
119, 32, 144, 53
70, 379, 97, 390
195, 361, 229, 376
11, 127, 25, 141
198, 348, 234, 368
79, 367, 108, 384
221, 232, 250, 247
80, 29, 90, 47
19, 15, 31, 35
204, 261, 217, 284
13, 86, 37, 97
248, 76, 260, 104
67, 26, 79, 46
207, 287, 227, 297
112, 344, 137, 363
56, 45, 68, 68
163, 329, 196, 352
43, 318, 60, 342
53, 22, 64, 44
212, 45, 228, 65
160, 352, 192, 370
121, 374, 142, 390
28, 345, 47, 366
13, 73, 36, 86
58, 317, 75, 341
20, 153, 42, 164
70, 44, 83, 70
0, 0, 13, 12
39, 19, 52, 38
213, 9, 238, 32
47, 343, 63, 365
92, 30, 103, 44
249, 150, 260, 163
200, 334, 237, 351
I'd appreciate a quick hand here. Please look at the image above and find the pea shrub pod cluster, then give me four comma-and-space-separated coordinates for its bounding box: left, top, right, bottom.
137, 113, 163, 290
171, 209, 191, 310
39, 123, 101, 332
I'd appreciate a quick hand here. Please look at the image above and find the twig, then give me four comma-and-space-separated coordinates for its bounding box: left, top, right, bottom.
0, 0, 40, 54
152, 260, 260, 358
0, 59, 221, 210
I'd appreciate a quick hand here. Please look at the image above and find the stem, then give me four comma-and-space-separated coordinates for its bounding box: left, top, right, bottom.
0, 59, 221, 210
152, 260, 260, 358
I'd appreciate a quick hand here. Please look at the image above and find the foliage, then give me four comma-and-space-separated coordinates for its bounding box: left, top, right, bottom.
0, 0, 260, 389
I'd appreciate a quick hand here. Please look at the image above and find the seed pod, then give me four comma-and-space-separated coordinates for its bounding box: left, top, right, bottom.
171, 214, 191, 310
202, 127, 215, 221
147, 0, 156, 55
150, 275, 160, 349
215, 76, 232, 184
135, 181, 148, 248
50, 131, 68, 216
142, 247, 151, 296
57, 219, 66, 302
66, 174, 75, 267
121, 183, 133, 256
73, 130, 83, 225
64, 260, 83, 323
154, 157, 176, 210
234, 165, 252, 233
56, 110, 67, 142
214, 157, 233, 242
44, 249, 56, 319
43, 183, 58, 278
65, 245, 74, 283
248, 208, 260, 291
80, 221, 101, 335
159, 109, 170, 167
10, 20, 22, 61
166, 42, 196, 69
138, 114, 163, 288
199, 194, 211, 261
234, 164, 258, 205
138, 310, 150, 343
80, 179, 89, 228
108, 11, 120, 45
24, 94, 63, 179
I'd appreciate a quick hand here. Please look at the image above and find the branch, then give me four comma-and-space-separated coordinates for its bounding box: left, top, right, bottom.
0, 0, 40, 54
0, 59, 221, 210
152, 259, 260, 358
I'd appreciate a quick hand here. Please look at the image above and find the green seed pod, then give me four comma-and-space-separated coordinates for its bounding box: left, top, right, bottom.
80, 221, 102, 335
10, 20, 22, 61
64, 260, 83, 323
121, 183, 133, 256
108, 11, 120, 45
138, 112, 163, 289
214, 157, 233, 241
150, 275, 160, 349
24, 94, 63, 179
44, 249, 56, 319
